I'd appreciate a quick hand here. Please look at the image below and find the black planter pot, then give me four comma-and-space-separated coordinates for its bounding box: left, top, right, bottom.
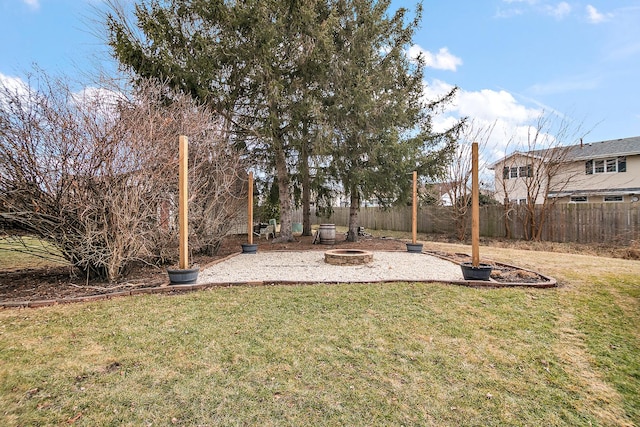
167, 267, 200, 285
241, 243, 258, 254
406, 242, 424, 253
460, 262, 493, 281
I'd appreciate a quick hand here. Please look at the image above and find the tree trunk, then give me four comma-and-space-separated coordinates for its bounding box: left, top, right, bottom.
454, 200, 468, 241
274, 138, 294, 242
523, 205, 534, 240
347, 185, 360, 242
503, 204, 512, 239
301, 140, 312, 236
533, 203, 546, 241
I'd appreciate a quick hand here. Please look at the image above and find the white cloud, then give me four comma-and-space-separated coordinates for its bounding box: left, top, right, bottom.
407, 45, 462, 71
421, 78, 455, 103
423, 79, 545, 161
586, 5, 612, 23
456, 89, 541, 123
22, 0, 40, 11
71, 86, 123, 104
424, 81, 540, 123
0, 73, 30, 108
498, 1, 573, 20
70, 86, 126, 120
495, 8, 524, 19
546, 2, 571, 19
0, 74, 126, 121
0, 73, 29, 95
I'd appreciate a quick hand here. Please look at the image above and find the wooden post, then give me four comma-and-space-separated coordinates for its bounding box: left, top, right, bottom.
471, 142, 480, 267
179, 135, 189, 270
412, 170, 417, 244
248, 172, 254, 245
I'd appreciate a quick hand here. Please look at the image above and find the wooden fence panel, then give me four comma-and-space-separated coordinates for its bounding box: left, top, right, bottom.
295, 203, 640, 244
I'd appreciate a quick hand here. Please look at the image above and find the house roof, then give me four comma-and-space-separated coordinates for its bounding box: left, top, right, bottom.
564, 136, 640, 160
489, 136, 640, 169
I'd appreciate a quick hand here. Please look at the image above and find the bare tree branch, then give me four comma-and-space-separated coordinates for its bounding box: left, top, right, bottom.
0, 71, 246, 281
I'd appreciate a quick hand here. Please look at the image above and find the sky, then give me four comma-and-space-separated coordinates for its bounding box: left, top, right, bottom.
1, 0, 639, 163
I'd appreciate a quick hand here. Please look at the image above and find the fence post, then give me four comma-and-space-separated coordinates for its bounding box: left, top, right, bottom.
471, 142, 480, 266
247, 172, 253, 245
179, 135, 189, 269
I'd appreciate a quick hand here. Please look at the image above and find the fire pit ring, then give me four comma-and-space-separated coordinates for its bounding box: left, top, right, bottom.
324, 249, 373, 266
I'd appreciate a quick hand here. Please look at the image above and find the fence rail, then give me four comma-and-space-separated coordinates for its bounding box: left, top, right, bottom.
293, 203, 640, 244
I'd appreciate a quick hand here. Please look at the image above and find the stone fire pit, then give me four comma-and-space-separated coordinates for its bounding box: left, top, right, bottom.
324, 249, 373, 266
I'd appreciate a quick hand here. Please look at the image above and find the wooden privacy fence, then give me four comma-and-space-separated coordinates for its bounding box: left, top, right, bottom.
537, 203, 640, 244
295, 203, 640, 244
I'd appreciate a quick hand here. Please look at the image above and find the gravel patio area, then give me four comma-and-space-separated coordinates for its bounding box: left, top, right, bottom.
198, 250, 465, 284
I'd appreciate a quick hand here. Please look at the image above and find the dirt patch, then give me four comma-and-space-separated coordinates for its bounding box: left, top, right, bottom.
0, 233, 549, 304
426, 251, 549, 284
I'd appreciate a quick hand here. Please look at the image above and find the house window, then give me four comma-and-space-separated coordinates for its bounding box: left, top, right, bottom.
518, 198, 527, 205
618, 157, 626, 172
518, 165, 533, 178
585, 157, 626, 174
604, 195, 623, 202
594, 160, 605, 173
570, 196, 588, 203
503, 164, 533, 179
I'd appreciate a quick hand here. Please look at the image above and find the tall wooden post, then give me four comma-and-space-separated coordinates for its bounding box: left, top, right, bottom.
412, 170, 418, 244
471, 142, 480, 267
179, 135, 189, 270
248, 172, 254, 245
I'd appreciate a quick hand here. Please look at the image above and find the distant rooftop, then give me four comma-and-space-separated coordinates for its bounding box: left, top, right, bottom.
564, 136, 640, 160
490, 136, 640, 168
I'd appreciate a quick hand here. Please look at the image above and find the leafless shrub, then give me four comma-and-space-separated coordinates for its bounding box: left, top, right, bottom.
496, 113, 588, 240
442, 120, 495, 241
0, 71, 246, 281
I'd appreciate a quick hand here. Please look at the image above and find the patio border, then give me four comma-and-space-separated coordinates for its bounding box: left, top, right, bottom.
1, 251, 556, 309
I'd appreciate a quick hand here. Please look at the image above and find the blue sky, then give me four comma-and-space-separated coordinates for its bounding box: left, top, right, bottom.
1, 0, 639, 161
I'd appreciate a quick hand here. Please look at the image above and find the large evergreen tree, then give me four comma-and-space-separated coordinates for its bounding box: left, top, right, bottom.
106, 0, 335, 241
105, 0, 461, 242
325, 0, 461, 241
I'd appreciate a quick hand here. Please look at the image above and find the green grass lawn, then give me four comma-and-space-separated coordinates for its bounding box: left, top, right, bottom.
0, 236, 68, 270
0, 243, 638, 426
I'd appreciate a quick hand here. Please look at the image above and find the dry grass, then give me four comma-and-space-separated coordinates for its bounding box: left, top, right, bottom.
0, 236, 68, 271
0, 232, 638, 426
364, 228, 640, 261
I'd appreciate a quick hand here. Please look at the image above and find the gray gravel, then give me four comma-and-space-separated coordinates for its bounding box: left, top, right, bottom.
198, 250, 465, 284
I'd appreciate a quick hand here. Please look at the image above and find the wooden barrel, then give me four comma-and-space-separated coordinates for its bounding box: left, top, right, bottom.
319, 224, 336, 244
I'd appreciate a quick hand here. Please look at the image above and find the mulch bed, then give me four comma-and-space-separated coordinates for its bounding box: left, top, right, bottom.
0, 233, 555, 307
425, 251, 551, 284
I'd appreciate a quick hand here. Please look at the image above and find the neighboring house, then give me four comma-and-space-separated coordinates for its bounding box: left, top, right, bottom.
490, 136, 640, 204
429, 182, 457, 206
427, 181, 469, 206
